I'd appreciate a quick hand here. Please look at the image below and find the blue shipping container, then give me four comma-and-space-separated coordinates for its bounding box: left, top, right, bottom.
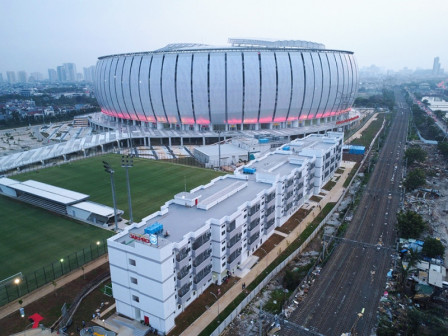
243, 167, 256, 174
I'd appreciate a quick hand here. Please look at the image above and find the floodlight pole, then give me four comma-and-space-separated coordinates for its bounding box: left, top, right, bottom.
121, 155, 134, 224
217, 131, 221, 169
103, 161, 118, 232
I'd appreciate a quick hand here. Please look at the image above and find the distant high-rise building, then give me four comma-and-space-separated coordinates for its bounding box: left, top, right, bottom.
83, 65, 96, 82
57, 66, 66, 82
48, 68, 58, 82
76, 73, 83, 82
29, 72, 43, 82
0, 73, 3, 83
433, 57, 441, 76
63, 63, 77, 82
17, 71, 27, 83
7, 71, 16, 83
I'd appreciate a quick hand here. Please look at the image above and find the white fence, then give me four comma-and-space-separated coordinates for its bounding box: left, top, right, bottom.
209, 199, 338, 336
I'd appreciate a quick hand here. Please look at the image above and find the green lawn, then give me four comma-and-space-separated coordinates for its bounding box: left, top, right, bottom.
14, 154, 225, 222
350, 115, 385, 148
0, 196, 113, 280
1, 155, 224, 281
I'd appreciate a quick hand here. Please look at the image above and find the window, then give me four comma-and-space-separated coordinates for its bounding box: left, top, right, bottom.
222, 246, 226, 251
132, 295, 140, 303
130, 277, 138, 284
129, 259, 136, 266
221, 230, 225, 236
222, 262, 226, 267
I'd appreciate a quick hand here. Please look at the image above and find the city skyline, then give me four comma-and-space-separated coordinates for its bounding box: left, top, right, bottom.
1, 0, 447, 75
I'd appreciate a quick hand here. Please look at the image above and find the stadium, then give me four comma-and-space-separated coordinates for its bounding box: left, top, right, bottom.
93, 38, 358, 133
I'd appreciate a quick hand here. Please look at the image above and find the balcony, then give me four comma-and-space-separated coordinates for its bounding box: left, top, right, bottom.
193, 248, 212, 267
248, 232, 260, 245
193, 265, 212, 290
226, 220, 236, 233
193, 264, 212, 284
175, 247, 191, 263
192, 232, 211, 250
227, 233, 242, 249
227, 239, 242, 255
226, 224, 242, 239
177, 273, 192, 288
178, 281, 192, 298
248, 218, 260, 231
227, 248, 242, 269
177, 265, 191, 280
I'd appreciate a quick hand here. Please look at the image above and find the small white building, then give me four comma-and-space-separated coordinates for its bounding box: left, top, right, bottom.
194, 144, 249, 167
107, 132, 343, 333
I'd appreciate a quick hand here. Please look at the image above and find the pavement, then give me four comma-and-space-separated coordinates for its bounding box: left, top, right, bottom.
179, 161, 355, 336
0, 256, 109, 321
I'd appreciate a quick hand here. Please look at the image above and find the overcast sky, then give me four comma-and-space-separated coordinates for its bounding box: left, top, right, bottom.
1, 0, 447, 75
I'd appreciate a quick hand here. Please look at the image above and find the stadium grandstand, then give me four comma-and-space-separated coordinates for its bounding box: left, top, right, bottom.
0, 177, 123, 227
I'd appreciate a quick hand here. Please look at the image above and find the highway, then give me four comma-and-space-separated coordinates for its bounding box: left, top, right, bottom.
281, 90, 410, 336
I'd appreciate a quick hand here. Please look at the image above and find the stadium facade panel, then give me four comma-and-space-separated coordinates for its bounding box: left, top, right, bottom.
95, 39, 358, 128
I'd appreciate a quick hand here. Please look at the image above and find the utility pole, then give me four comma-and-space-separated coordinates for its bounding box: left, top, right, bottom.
121, 155, 134, 224
103, 161, 119, 231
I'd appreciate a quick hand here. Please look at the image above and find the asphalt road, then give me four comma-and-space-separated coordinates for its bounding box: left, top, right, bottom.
282, 90, 410, 336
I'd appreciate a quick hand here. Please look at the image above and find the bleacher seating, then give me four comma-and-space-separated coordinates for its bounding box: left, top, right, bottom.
18, 193, 67, 215
73, 117, 89, 128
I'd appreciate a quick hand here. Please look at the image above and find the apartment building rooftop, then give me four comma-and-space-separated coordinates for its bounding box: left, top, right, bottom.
116, 176, 270, 245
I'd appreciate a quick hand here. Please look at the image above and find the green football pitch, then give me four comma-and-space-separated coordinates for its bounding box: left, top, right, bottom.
0, 155, 224, 280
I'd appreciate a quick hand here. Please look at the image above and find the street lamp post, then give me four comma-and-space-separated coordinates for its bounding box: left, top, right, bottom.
59, 259, 64, 274
209, 292, 220, 321
96, 241, 101, 256
103, 161, 119, 232
14, 278, 21, 297
121, 155, 134, 224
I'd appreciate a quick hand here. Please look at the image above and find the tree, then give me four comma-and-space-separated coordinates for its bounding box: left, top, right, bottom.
396, 210, 426, 239
404, 146, 427, 165
422, 237, 445, 258
52, 281, 57, 296
283, 269, 301, 291
404, 168, 426, 190
438, 141, 448, 159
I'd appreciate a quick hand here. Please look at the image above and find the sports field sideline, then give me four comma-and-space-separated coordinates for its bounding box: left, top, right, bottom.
0, 155, 224, 279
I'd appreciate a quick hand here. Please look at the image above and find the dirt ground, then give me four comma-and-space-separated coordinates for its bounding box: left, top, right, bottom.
403, 144, 448, 265
253, 234, 285, 258
342, 153, 364, 162
0, 263, 111, 336
276, 208, 312, 234
168, 276, 239, 336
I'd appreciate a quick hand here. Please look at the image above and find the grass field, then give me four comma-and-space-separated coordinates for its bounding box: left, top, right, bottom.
1, 155, 224, 280
14, 154, 224, 221
0, 196, 113, 279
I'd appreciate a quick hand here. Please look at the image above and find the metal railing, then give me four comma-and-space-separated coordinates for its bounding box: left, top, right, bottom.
0, 238, 108, 307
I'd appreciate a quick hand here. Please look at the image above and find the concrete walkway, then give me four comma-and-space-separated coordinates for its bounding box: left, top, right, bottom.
180, 161, 355, 336
0, 256, 109, 320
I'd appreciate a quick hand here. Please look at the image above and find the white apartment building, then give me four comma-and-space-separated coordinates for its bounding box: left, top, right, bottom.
107, 132, 343, 333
